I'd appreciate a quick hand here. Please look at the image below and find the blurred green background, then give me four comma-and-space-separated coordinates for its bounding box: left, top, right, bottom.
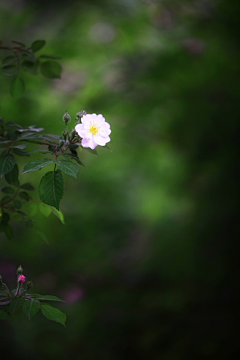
0, 0, 239, 359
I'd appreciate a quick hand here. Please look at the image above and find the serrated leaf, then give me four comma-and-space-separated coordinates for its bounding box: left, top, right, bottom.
5, 163, 19, 186
60, 153, 85, 166
10, 76, 25, 98
0, 310, 10, 320
12, 148, 30, 157
40, 60, 62, 79
21, 60, 38, 75
18, 191, 30, 201
26, 149, 53, 155
22, 158, 54, 174
2, 55, 17, 67
0, 154, 15, 177
34, 227, 48, 244
50, 207, 65, 224
31, 40, 46, 53
34, 295, 64, 302
20, 183, 35, 191
9, 296, 25, 313
38, 54, 61, 60
22, 299, 40, 319
2, 64, 18, 76
41, 304, 66, 327
13, 144, 27, 150
39, 170, 64, 210
2, 186, 15, 194
39, 202, 51, 217
56, 160, 79, 178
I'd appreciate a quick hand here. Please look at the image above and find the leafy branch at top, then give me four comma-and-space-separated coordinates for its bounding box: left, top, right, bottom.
0, 39, 62, 98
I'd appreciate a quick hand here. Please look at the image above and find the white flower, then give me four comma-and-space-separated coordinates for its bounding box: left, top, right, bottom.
75, 113, 111, 150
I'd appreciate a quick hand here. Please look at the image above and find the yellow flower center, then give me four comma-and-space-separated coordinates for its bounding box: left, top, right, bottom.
90, 125, 98, 135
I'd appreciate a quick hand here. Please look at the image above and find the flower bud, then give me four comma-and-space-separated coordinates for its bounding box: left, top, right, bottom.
59, 140, 65, 148
17, 265, 23, 276
75, 110, 87, 121
62, 130, 68, 140
70, 130, 76, 142
18, 274, 26, 284
26, 281, 33, 290
62, 111, 71, 124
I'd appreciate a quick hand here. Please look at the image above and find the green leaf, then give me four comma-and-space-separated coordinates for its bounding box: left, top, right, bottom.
23, 202, 37, 216
50, 207, 65, 224
2, 64, 18, 76
22, 158, 54, 174
1, 195, 12, 203
31, 40, 46, 53
2, 212, 10, 223
34, 295, 64, 302
40, 60, 62, 79
22, 299, 40, 319
21, 60, 38, 75
39, 170, 64, 210
60, 153, 85, 166
18, 191, 30, 201
39, 202, 51, 217
5, 163, 19, 186
5, 224, 13, 240
2, 55, 17, 67
2, 186, 15, 194
13, 144, 27, 150
39, 54, 61, 60
83, 147, 98, 155
0, 311, 10, 320
13, 200, 22, 209
10, 76, 25, 98
34, 227, 48, 244
0, 154, 15, 178
9, 296, 25, 313
41, 304, 66, 327
12, 40, 26, 47
13, 214, 24, 222
26, 149, 53, 155
12, 148, 30, 157
56, 160, 79, 179
5, 122, 22, 128
20, 183, 35, 191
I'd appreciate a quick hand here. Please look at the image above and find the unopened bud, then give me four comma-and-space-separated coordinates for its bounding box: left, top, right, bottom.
59, 140, 65, 148
17, 265, 23, 276
70, 130, 76, 141
18, 274, 26, 284
26, 281, 33, 290
62, 130, 67, 140
76, 110, 87, 121
62, 111, 71, 124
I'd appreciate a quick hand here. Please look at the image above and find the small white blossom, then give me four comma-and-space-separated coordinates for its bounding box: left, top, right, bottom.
75, 113, 111, 150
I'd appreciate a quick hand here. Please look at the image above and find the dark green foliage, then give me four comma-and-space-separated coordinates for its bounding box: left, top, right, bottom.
39, 170, 64, 210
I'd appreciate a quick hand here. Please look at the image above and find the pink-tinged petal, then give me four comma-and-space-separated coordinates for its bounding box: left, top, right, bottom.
95, 114, 105, 124
93, 134, 111, 146
99, 124, 111, 136
75, 124, 89, 138
82, 136, 97, 149
81, 114, 96, 125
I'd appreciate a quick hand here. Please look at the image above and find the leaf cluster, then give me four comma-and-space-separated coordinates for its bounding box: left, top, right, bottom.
0, 40, 62, 98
